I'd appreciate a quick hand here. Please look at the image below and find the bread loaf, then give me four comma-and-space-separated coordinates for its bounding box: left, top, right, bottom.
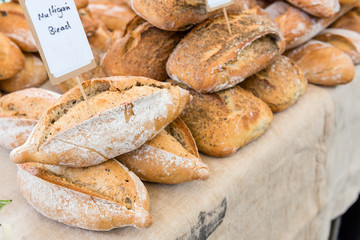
0, 88, 60, 150
78, 8, 99, 35
103, 17, 184, 81
167, 13, 285, 93
0, 32, 25, 80
331, 8, 360, 33
17, 159, 152, 230
0, 2, 37, 52
241, 56, 307, 112
11, 77, 190, 167
284, 0, 340, 17
286, 40, 355, 86
75, 0, 89, 9
0, 53, 48, 92
180, 86, 273, 157
117, 118, 209, 184
315, 28, 360, 64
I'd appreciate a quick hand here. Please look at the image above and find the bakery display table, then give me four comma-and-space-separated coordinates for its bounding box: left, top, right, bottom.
1, 66, 360, 240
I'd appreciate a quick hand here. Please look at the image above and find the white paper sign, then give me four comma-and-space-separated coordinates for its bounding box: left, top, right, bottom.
206, 0, 234, 11
19, 0, 96, 84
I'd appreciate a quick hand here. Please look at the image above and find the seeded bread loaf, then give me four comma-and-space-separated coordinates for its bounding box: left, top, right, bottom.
117, 118, 209, 184
0, 88, 60, 150
0, 53, 48, 92
167, 13, 285, 93
11, 77, 190, 167
0, 32, 25, 80
17, 158, 152, 230
180, 86, 273, 157
0, 2, 37, 52
286, 40, 355, 86
103, 17, 184, 81
241, 56, 307, 112
315, 28, 360, 64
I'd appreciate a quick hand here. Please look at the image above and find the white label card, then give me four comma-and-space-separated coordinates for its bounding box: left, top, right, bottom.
206, 0, 234, 12
19, 0, 96, 84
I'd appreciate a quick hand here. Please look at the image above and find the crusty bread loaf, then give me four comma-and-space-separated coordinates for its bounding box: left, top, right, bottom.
88, 22, 112, 53
78, 8, 99, 35
130, 0, 257, 31
0, 32, 25, 80
167, 13, 285, 93
17, 159, 152, 230
331, 8, 360, 33
315, 28, 360, 64
241, 56, 307, 112
0, 53, 48, 92
0, 88, 60, 150
117, 118, 209, 184
266, 2, 354, 50
286, 40, 355, 86
103, 17, 184, 81
284, 0, 340, 17
0, 2, 37, 52
11, 77, 190, 167
88, 2, 136, 32
75, 0, 89, 9
180, 86, 273, 157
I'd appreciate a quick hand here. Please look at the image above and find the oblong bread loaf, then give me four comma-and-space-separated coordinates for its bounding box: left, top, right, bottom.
78, 8, 99, 35
241, 56, 307, 112
17, 159, 152, 230
117, 118, 209, 184
286, 40, 355, 86
315, 28, 360, 64
331, 8, 360, 33
180, 86, 273, 157
167, 13, 285, 93
0, 88, 60, 150
284, 0, 340, 17
11, 77, 190, 167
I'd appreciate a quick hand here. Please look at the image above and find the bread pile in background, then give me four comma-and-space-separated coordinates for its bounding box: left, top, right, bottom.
0, 0, 360, 232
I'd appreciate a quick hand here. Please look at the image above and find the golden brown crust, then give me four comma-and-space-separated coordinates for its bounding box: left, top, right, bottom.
286, 40, 355, 86
18, 159, 152, 230
285, 0, 340, 17
315, 28, 360, 64
240, 56, 308, 112
0, 32, 25, 80
180, 86, 273, 157
167, 13, 285, 93
331, 8, 360, 33
78, 8, 99, 35
75, 0, 89, 9
88, 22, 112, 53
11, 76, 190, 167
102, 17, 184, 81
0, 53, 48, 93
117, 118, 209, 184
0, 2, 37, 52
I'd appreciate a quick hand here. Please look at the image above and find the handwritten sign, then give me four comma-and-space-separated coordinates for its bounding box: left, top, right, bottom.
19, 0, 96, 84
206, 0, 234, 12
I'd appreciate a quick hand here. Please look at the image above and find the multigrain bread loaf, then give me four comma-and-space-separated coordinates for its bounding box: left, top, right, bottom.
0, 32, 25, 80
0, 53, 48, 92
241, 56, 307, 112
0, 88, 60, 150
103, 17, 184, 81
0, 2, 37, 52
167, 13, 285, 93
88, 2, 136, 32
331, 8, 360, 33
180, 86, 273, 157
266, 2, 354, 50
284, 0, 340, 17
286, 40, 355, 86
315, 28, 360, 64
117, 118, 209, 184
17, 159, 152, 230
130, 0, 257, 31
11, 77, 190, 167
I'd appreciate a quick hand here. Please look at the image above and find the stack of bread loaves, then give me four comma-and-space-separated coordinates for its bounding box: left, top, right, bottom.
0, 0, 359, 233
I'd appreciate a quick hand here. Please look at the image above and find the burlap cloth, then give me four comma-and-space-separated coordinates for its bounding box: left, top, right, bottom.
1, 66, 359, 240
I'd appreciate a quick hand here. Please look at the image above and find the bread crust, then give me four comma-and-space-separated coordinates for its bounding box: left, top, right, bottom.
180, 86, 273, 157
103, 17, 183, 81
0, 32, 25, 80
118, 118, 209, 184
286, 40, 355, 86
285, 0, 340, 17
78, 8, 99, 35
166, 13, 285, 93
11, 77, 190, 167
315, 28, 360, 64
241, 56, 307, 112
331, 8, 360, 34
17, 159, 152, 230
